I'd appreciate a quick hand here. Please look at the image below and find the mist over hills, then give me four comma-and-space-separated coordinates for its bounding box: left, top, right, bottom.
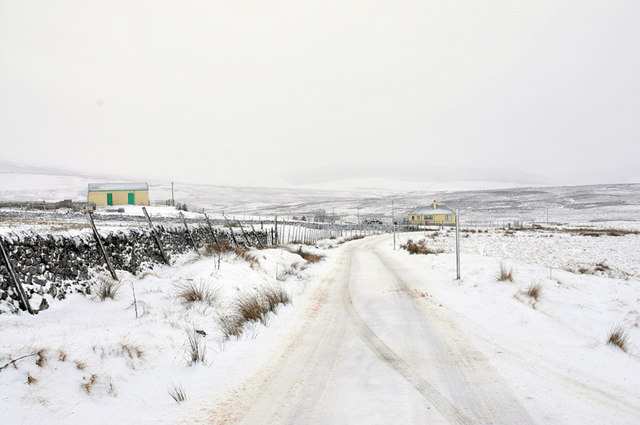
0, 161, 638, 223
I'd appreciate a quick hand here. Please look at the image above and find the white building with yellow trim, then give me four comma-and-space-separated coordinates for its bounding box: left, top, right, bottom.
408, 201, 456, 225
88, 182, 150, 207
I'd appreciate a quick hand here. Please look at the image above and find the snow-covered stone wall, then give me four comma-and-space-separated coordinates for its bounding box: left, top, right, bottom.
0, 225, 268, 314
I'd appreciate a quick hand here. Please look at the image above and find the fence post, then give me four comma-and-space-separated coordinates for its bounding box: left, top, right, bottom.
224, 217, 240, 249
204, 213, 221, 249
274, 215, 279, 246
249, 223, 265, 248
237, 220, 253, 247
180, 212, 199, 254
142, 207, 171, 265
0, 238, 34, 314
87, 212, 119, 281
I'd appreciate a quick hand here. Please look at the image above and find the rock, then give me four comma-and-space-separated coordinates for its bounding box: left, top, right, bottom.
38, 297, 49, 311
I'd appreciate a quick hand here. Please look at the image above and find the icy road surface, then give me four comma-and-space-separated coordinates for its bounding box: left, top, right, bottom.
186, 236, 540, 424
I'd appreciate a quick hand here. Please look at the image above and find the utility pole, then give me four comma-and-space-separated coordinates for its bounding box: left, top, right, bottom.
455, 209, 461, 280
392, 200, 396, 250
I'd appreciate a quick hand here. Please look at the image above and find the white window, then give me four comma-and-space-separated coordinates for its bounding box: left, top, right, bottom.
446, 215, 452, 221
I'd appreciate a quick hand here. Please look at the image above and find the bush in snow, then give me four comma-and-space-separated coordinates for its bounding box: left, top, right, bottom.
184, 328, 207, 365
523, 283, 542, 302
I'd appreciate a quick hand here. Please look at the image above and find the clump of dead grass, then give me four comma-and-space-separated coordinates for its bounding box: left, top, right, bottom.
218, 287, 291, 340
294, 247, 325, 263
607, 325, 629, 352
400, 239, 443, 255
81, 373, 99, 394
169, 382, 188, 404
184, 328, 207, 365
522, 283, 542, 301
174, 281, 220, 307
94, 275, 122, 301
497, 262, 514, 282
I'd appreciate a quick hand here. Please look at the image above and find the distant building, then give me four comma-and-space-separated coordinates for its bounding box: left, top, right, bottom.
408, 200, 456, 225
87, 182, 150, 207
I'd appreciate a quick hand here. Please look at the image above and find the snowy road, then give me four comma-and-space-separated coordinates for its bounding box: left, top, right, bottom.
186, 235, 535, 424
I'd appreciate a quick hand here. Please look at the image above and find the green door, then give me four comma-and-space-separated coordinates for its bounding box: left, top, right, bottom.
107, 193, 113, 206
128, 193, 135, 205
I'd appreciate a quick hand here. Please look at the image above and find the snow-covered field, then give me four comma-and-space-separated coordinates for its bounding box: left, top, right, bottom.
1, 163, 639, 424
0, 242, 337, 424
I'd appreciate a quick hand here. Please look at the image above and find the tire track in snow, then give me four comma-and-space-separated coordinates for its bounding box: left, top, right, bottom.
370, 248, 536, 425
340, 248, 475, 425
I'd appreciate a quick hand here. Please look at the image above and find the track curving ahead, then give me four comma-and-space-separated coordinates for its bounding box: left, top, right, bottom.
187, 235, 535, 425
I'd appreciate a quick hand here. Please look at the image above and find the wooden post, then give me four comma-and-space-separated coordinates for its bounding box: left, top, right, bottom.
0, 238, 34, 314
237, 220, 252, 247
224, 217, 240, 249
274, 215, 279, 246
249, 223, 265, 248
180, 212, 199, 254
142, 207, 171, 265
87, 212, 119, 281
204, 213, 221, 248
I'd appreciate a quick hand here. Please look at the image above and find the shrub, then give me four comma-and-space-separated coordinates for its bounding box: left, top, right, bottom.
218, 314, 244, 340
168, 383, 187, 404
235, 292, 268, 325
607, 325, 629, 352
497, 262, 514, 282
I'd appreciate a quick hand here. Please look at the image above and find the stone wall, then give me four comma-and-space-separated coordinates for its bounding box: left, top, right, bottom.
0, 224, 269, 314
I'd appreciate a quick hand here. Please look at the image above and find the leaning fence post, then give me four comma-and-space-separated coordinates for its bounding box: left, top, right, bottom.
142, 207, 171, 265
87, 212, 119, 281
204, 213, 221, 249
224, 216, 240, 249
180, 212, 199, 254
0, 238, 34, 314
237, 220, 253, 247
249, 223, 265, 248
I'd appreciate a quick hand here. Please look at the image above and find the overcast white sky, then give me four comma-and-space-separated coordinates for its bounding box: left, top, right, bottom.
1, 1, 639, 189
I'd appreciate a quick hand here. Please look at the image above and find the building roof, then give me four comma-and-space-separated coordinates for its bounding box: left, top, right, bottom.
409, 205, 454, 215
88, 182, 148, 191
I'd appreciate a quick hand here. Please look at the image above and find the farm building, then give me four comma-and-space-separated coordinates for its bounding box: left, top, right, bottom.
408, 200, 456, 225
87, 182, 150, 207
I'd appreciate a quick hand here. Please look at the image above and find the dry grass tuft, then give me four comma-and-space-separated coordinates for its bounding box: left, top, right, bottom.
35, 349, 47, 367
607, 325, 629, 352
204, 242, 235, 255
523, 283, 542, 301
120, 342, 144, 359
497, 262, 514, 282
74, 360, 87, 370
235, 249, 258, 266
81, 374, 98, 394
184, 328, 207, 365
27, 373, 38, 385
174, 281, 220, 307
400, 239, 443, 255
169, 382, 188, 404
94, 275, 121, 301
57, 349, 67, 362
219, 287, 292, 340
295, 247, 324, 263
339, 235, 365, 244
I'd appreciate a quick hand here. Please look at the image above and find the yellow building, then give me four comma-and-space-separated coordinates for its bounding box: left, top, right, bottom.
88, 182, 150, 207
408, 200, 456, 225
